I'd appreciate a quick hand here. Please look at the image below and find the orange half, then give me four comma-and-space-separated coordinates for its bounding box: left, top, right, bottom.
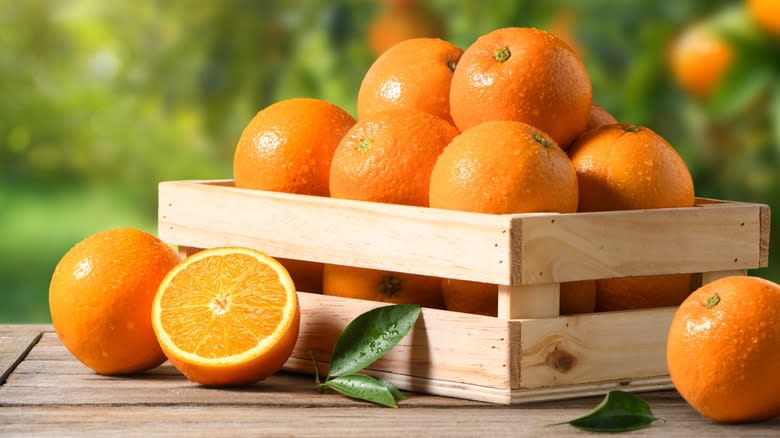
152, 247, 300, 386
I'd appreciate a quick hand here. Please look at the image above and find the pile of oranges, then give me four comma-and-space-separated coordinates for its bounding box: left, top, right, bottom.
47, 25, 780, 424
233, 27, 696, 317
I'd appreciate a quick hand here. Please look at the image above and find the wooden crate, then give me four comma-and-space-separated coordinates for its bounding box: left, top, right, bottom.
158, 179, 770, 404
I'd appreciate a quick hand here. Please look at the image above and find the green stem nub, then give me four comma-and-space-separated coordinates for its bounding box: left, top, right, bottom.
704, 293, 721, 309
447, 60, 457, 72
622, 124, 642, 133
533, 133, 551, 148
494, 46, 511, 62
357, 137, 373, 152
379, 276, 402, 297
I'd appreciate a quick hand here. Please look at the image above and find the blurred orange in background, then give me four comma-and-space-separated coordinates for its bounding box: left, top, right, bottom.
2, 0, 780, 322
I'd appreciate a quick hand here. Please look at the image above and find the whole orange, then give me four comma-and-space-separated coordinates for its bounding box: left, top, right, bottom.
358, 38, 463, 124
596, 274, 693, 312
441, 279, 596, 317
329, 108, 458, 207
233, 98, 355, 196
667, 276, 780, 423
669, 24, 734, 98
429, 120, 578, 214
323, 264, 444, 309
748, 0, 780, 36
568, 123, 695, 212
585, 103, 617, 131
277, 258, 323, 294
368, 1, 444, 56
49, 228, 180, 375
449, 27, 592, 147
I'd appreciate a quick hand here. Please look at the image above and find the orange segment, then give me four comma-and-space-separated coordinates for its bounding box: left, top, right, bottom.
152, 247, 300, 386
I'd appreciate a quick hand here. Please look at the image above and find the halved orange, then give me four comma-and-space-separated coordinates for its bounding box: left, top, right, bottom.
152, 247, 300, 386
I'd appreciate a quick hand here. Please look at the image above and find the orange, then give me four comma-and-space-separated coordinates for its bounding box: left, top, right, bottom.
585, 103, 617, 131
278, 258, 323, 294
368, 1, 444, 56
429, 120, 578, 214
152, 247, 300, 386
358, 38, 463, 124
559, 280, 598, 315
547, 7, 585, 58
329, 108, 458, 207
449, 27, 592, 147
667, 276, 780, 423
441, 279, 497, 317
323, 264, 444, 308
596, 274, 693, 312
568, 123, 695, 212
49, 228, 179, 375
441, 279, 596, 317
748, 0, 780, 35
233, 98, 355, 196
669, 24, 734, 98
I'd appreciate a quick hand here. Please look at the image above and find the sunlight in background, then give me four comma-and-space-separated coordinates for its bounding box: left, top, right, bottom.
1, 0, 779, 322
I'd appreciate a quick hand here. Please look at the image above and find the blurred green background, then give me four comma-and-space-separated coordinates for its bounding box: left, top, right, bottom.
2, 0, 779, 322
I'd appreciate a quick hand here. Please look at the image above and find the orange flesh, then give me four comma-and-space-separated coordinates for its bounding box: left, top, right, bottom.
158, 253, 288, 359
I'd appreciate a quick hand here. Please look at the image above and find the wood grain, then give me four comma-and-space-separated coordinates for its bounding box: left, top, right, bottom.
0, 326, 45, 386
2, 325, 779, 436
497, 283, 560, 319
160, 181, 767, 287
760, 204, 770, 267
2, 401, 777, 438
287, 293, 512, 390
516, 202, 763, 284
518, 307, 677, 389
159, 180, 514, 284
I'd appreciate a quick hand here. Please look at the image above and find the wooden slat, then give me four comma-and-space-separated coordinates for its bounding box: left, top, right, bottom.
516, 203, 763, 284
518, 307, 677, 388
760, 204, 771, 267
159, 180, 514, 284
3, 324, 780, 436
159, 181, 767, 286
285, 293, 512, 390
497, 283, 560, 319
702, 270, 748, 284
0, 325, 46, 386
2, 395, 779, 436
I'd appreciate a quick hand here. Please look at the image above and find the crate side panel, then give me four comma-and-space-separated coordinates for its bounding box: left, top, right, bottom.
159, 181, 512, 284
518, 307, 676, 388
517, 203, 762, 284
760, 204, 770, 267
284, 293, 512, 390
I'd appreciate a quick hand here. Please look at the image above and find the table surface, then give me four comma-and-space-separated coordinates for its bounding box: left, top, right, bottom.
1, 325, 778, 437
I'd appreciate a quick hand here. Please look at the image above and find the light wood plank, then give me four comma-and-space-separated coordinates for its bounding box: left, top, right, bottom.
702, 270, 748, 284
760, 204, 770, 267
517, 203, 763, 284
518, 307, 677, 388
159, 180, 514, 284
286, 293, 512, 390
0, 326, 46, 385
160, 181, 767, 286
2, 395, 779, 437
497, 283, 560, 319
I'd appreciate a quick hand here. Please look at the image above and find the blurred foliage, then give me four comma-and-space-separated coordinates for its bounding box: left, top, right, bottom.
1, 0, 778, 322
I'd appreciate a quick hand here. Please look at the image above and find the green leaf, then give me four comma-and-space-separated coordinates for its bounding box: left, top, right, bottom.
326, 304, 421, 378
378, 378, 407, 402
548, 391, 658, 433
322, 374, 398, 408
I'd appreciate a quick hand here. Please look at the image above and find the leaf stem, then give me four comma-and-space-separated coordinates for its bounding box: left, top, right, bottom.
309, 350, 323, 390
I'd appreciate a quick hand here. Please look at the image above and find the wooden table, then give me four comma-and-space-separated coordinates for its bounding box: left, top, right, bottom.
1, 325, 778, 436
